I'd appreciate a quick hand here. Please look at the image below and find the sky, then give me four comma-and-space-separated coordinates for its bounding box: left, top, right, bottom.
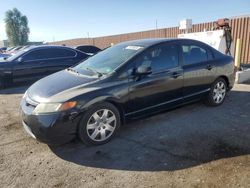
0, 0, 249, 42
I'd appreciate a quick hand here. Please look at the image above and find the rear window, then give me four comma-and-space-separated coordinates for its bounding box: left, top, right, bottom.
76, 46, 101, 54
45, 48, 76, 58
182, 45, 208, 65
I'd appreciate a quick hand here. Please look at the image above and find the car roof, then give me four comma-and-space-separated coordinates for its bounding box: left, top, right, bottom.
118, 38, 208, 48
117, 38, 173, 47
75, 45, 99, 48
25, 45, 77, 51
15, 45, 87, 56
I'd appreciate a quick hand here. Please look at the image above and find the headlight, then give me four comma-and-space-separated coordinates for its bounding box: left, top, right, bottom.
33, 101, 76, 114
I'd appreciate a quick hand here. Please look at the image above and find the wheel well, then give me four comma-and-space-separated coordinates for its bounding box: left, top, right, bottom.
218, 76, 229, 89
106, 100, 125, 125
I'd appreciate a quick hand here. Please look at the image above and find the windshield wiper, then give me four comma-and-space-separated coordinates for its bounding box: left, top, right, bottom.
67, 67, 79, 74
86, 67, 103, 77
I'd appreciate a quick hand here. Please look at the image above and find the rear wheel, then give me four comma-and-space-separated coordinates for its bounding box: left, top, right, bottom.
205, 78, 227, 106
78, 102, 120, 145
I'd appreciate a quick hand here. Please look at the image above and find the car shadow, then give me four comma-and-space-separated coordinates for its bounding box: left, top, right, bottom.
49, 89, 250, 171
0, 82, 32, 95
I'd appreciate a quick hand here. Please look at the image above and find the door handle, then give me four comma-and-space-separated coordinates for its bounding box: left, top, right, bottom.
172, 72, 181, 79
206, 64, 213, 70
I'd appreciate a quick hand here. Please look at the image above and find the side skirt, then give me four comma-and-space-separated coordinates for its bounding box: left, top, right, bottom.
124, 89, 210, 120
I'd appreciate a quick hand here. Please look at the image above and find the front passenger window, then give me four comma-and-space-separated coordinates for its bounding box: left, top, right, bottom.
136, 44, 179, 73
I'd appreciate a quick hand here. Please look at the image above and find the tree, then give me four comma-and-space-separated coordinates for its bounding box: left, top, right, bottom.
4, 8, 30, 46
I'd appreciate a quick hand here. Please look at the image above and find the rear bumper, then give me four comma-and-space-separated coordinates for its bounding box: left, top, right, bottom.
20, 99, 81, 145
228, 72, 235, 90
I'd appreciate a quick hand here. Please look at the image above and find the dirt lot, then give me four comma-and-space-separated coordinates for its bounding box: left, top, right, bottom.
0, 83, 249, 188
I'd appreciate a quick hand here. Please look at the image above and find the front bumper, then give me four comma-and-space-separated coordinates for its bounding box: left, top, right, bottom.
20, 98, 81, 145
22, 121, 36, 139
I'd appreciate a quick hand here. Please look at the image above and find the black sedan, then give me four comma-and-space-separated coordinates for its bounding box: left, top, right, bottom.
0, 45, 89, 88
20, 38, 235, 145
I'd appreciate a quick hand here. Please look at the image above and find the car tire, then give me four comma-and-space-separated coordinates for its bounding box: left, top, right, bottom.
205, 78, 227, 106
78, 102, 120, 145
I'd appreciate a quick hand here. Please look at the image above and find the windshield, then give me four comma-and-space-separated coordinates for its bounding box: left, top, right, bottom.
74, 43, 144, 75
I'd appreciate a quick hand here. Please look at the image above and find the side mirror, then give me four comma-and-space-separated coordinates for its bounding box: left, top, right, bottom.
136, 65, 152, 75
17, 57, 24, 63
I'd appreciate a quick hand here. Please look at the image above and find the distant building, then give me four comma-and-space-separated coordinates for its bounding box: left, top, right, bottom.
0, 40, 9, 48
0, 40, 43, 47
27, 41, 44, 46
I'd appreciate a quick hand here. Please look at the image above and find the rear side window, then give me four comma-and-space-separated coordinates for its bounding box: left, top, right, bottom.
136, 43, 179, 73
181, 45, 208, 65
22, 48, 76, 61
76, 46, 101, 54
53, 48, 76, 57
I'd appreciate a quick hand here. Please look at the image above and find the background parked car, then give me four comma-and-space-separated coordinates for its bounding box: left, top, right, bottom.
0, 53, 11, 59
17, 45, 32, 52
0, 45, 89, 88
75, 45, 101, 55
0, 47, 7, 53
5, 46, 23, 55
5, 46, 15, 52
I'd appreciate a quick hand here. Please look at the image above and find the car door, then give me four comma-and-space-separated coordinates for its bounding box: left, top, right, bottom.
180, 41, 216, 100
12, 49, 51, 83
126, 42, 183, 116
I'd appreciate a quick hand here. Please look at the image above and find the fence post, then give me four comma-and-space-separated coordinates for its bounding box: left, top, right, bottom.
234, 38, 241, 70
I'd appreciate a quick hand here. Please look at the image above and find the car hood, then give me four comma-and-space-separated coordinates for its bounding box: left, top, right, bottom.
27, 70, 100, 103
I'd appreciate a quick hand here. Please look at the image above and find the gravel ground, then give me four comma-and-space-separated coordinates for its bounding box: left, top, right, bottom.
0, 84, 249, 188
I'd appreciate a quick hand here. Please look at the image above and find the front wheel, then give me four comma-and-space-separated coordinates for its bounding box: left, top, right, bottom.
205, 78, 227, 106
78, 102, 120, 145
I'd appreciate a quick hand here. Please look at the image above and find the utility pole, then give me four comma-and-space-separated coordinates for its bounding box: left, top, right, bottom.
155, 19, 158, 37
87, 32, 90, 44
